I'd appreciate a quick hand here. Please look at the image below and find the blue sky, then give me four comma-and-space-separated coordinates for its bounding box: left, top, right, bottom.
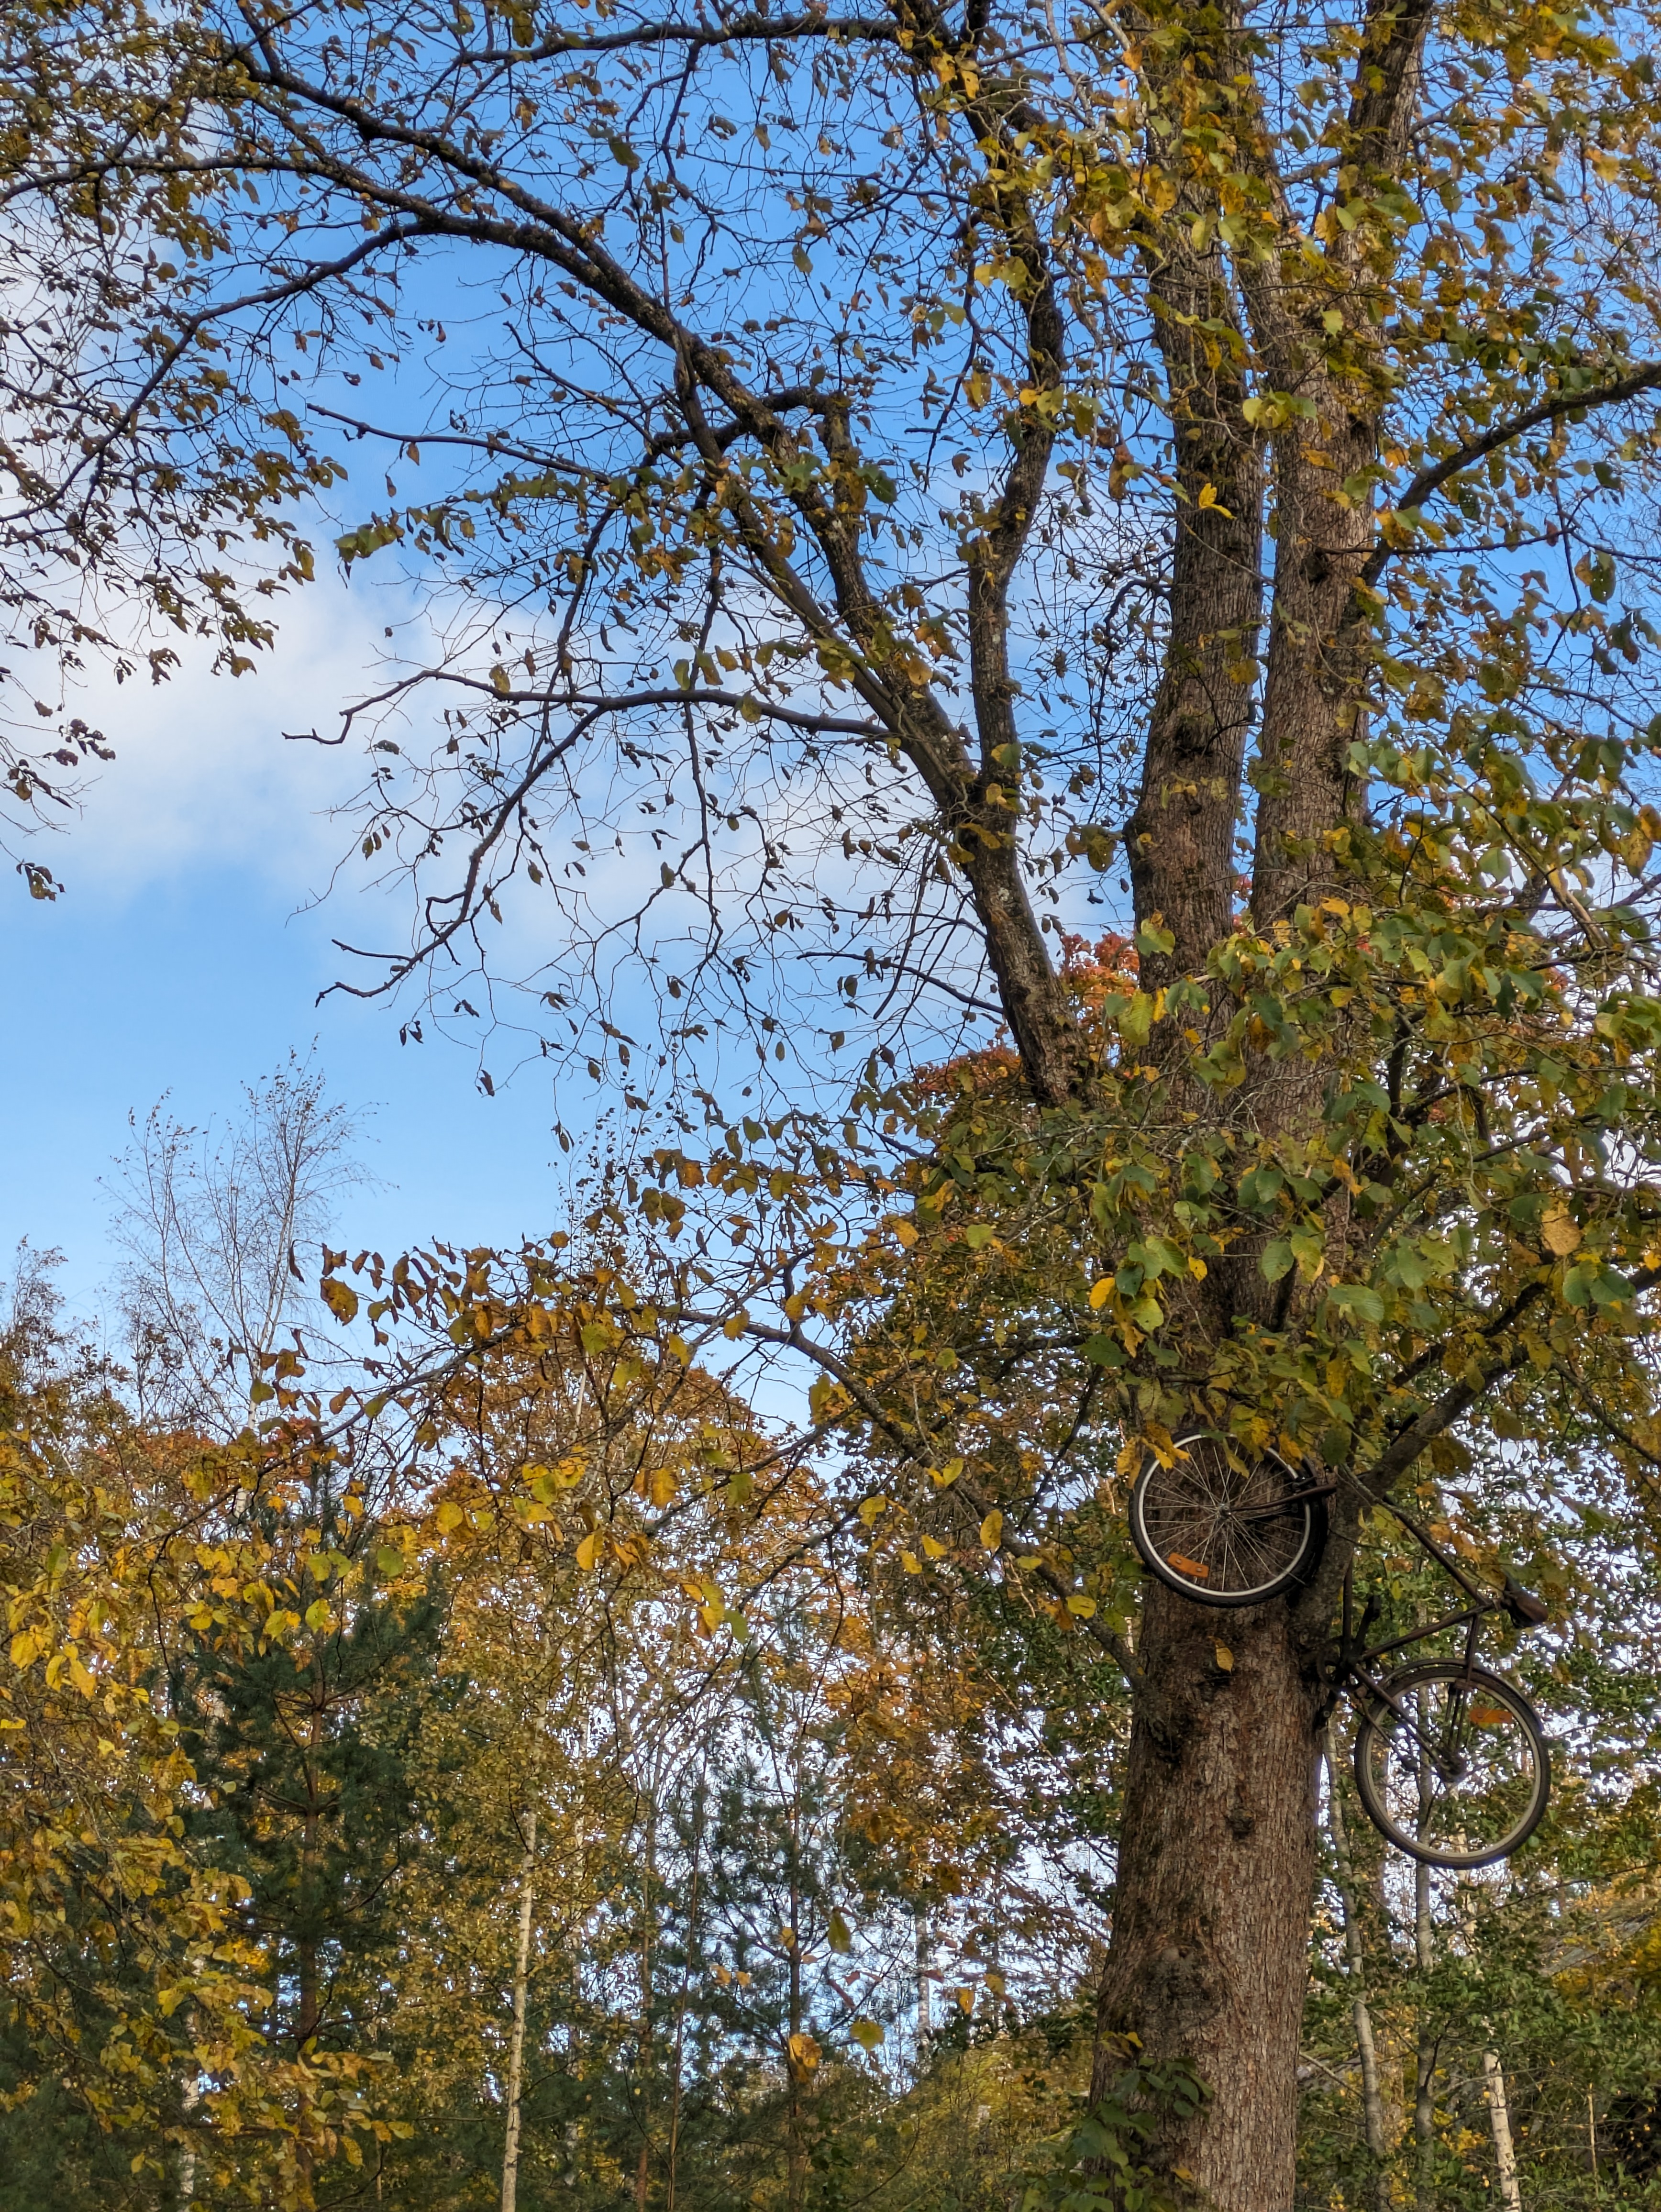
3, 575, 587, 1327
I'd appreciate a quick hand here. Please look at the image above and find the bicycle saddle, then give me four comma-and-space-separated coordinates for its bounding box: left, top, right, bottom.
1502, 1576, 1550, 1628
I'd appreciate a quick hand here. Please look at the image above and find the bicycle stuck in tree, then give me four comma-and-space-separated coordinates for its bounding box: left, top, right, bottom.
1129, 1434, 1552, 1870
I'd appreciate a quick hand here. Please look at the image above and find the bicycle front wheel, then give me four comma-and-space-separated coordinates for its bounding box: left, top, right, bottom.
1352, 1661, 1550, 1869
1128, 1432, 1325, 1607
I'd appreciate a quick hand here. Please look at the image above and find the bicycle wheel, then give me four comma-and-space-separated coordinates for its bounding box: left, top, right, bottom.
1352, 1661, 1550, 1869
1128, 1432, 1325, 1607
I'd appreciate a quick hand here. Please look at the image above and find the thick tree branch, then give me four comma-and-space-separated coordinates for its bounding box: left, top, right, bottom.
1362, 362, 1661, 586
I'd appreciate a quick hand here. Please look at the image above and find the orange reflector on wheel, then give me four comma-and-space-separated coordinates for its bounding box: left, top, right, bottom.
1167, 1553, 1210, 1579
1470, 1706, 1511, 1725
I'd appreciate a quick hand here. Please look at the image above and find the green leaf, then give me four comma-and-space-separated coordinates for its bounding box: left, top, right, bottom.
1239, 1166, 1285, 1210
1119, 991, 1154, 1046
1260, 1239, 1294, 1283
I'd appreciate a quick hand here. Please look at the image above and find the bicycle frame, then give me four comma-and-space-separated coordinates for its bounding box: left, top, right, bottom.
1339, 1572, 1497, 1682
1323, 1477, 1544, 1778
1325, 1572, 1505, 1769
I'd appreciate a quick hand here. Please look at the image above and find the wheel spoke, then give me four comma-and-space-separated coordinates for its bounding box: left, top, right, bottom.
1134, 1437, 1318, 1601
1358, 1667, 1547, 1866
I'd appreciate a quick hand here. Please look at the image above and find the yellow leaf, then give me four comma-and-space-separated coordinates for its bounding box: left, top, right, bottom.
1089, 1276, 1113, 1309
921, 1534, 947, 1559
9, 1632, 38, 1669
851, 2016, 886, 2052
649, 1466, 677, 1506
435, 1500, 465, 1533
1188, 1256, 1208, 1280
955, 1986, 974, 2014
900, 1550, 922, 1574
576, 1530, 602, 1572
930, 1458, 964, 1487
1542, 1205, 1582, 1256
787, 2030, 822, 2073
69, 1656, 95, 1698
1214, 1642, 1234, 1672
305, 1599, 332, 1631
980, 1510, 1003, 1551
828, 1910, 852, 1953
1066, 1594, 1097, 1617
321, 1276, 359, 1324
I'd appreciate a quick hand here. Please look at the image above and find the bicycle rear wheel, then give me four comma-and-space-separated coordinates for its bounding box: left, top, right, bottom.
1352, 1661, 1550, 1869
1128, 1432, 1324, 1607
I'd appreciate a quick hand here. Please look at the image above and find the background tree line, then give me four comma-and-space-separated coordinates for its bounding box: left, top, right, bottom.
14, 0, 1661, 2194
1, 1069, 1660, 2210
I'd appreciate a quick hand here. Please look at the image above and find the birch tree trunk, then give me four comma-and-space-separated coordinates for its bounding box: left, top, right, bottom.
178, 2018, 200, 2207
1414, 1857, 1437, 2212
1458, 1881, 1523, 2212
1323, 1740, 1391, 2209
915, 1910, 930, 2072
1483, 2043, 1524, 2212
501, 1811, 537, 2212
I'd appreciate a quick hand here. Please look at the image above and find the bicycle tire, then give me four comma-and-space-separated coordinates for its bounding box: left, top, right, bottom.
1128, 1432, 1326, 1607
1352, 1660, 1550, 1869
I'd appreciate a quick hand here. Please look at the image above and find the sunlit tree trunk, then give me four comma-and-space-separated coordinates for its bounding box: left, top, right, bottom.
664, 1784, 704, 2212
634, 1802, 656, 2212
1483, 2043, 1523, 2212
293, 1681, 326, 2211
1414, 1852, 1438, 2210
787, 1822, 806, 2212
500, 1810, 537, 2212
177, 2013, 200, 2207
1323, 1740, 1391, 2209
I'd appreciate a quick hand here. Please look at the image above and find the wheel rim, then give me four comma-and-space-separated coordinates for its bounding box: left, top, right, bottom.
1138, 1437, 1311, 1599
1359, 1670, 1545, 1865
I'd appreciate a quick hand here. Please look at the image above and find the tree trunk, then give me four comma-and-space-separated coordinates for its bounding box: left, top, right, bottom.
916, 1910, 930, 2054
1092, 1593, 1322, 2206
1323, 1740, 1392, 2209
1483, 2043, 1523, 2212
293, 1682, 326, 2211
665, 1778, 705, 2212
787, 1855, 806, 2212
1414, 1857, 1437, 2211
501, 1810, 537, 2212
177, 2013, 200, 2208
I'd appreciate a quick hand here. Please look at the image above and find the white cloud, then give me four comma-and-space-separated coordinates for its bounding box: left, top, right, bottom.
37, 572, 422, 902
